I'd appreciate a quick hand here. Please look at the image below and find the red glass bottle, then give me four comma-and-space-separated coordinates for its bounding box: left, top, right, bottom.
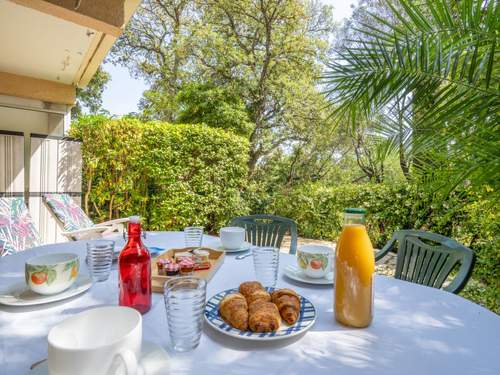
119, 216, 151, 314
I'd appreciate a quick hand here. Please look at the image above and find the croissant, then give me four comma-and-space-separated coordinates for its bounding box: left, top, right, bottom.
271, 289, 301, 325
219, 293, 249, 331
239, 281, 264, 298
248, 300, 281, 332
239, 281, 271, 304
246, 289, 271, 305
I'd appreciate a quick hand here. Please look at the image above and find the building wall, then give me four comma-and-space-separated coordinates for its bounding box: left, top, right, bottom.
0, 94, 68, 196
0, 94, 67, 134
0, 94, 80, 245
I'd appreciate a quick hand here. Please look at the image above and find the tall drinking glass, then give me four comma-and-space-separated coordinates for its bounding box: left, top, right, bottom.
184, 226, 204, 248
164, 277, 207, 352
86, 240, 114, 282
252, 247, 279, 287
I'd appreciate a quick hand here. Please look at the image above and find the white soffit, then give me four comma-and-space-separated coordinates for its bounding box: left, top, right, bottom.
0, 1, 96, 85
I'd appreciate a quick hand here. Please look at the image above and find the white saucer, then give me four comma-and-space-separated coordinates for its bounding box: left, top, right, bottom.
216, 241, 252, 253
283, 265, 333, 285
0, 275, 92, 306
28, 341, 169, 374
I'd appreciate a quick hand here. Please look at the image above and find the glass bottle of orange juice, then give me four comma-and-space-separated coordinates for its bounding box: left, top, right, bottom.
334, 208, 374, 328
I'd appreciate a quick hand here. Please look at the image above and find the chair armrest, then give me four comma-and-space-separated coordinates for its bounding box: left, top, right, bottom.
375, 234, 397, 262
95, 218, 129, 236
61, 226, 111, 240
62, 226, 110, 236
97, 217, 130, 226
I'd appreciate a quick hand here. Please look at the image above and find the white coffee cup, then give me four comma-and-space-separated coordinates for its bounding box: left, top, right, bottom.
297, 244, 333, 279
220, 226, 246, 250
48, 306, 143, 375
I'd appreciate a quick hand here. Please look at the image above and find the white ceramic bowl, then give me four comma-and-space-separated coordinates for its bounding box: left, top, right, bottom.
296, 244, 333, 279
220, 227, 246, 250
25, 253, 80, 295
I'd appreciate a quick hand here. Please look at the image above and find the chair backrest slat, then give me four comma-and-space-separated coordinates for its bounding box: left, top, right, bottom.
434, 251, 461, 289
427, 251, 448, 287
259, 224, 266, 246
421, 251, 440, 286
416, 247, 434, 284
271, 224, 282, 248
250, 224, 256, 246
229, 214, 298, 254
390, 230, 475, 294
412, 244, 428, 283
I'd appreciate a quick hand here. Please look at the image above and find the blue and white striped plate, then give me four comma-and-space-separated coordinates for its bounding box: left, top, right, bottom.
204, 288, 316, 341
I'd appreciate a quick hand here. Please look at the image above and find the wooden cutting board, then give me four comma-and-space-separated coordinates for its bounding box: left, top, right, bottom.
151, 247, 225, 293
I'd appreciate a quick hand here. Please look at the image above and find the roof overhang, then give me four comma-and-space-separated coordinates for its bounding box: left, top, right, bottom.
0, 0, 141, 105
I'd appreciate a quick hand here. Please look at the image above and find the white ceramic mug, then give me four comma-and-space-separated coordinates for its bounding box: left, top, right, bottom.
297, 244, 333, 279
220, 227, 246, 250
48, 306, 143, 375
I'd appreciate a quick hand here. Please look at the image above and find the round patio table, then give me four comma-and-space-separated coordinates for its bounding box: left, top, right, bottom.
0, 231, 499, 375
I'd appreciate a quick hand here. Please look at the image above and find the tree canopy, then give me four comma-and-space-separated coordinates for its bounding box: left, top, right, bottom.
72, 67, 110, 119
111, 0, 336, 173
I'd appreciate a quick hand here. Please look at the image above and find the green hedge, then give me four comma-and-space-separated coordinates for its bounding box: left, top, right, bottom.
266, 182, 484, 246
70, 115, 249, 232
267, 182, 499, 312
69, 117, 498, 312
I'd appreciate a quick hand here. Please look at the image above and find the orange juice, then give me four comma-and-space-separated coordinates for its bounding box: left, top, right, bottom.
334, 208, 374, 328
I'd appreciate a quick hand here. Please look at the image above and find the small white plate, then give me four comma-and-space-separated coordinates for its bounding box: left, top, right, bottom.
28, 341, 169, 374
216, 241, 252, 253
283, 265, 334, 285
0, 275, 92, 306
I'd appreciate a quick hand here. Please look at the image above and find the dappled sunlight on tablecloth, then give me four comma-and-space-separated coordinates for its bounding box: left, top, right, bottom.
211, 347, 251, 364
292, 330, 377, 369
414, 337, 470, 355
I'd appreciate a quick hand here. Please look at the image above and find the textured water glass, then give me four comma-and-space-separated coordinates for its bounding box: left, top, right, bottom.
86, 240, 114, 282
164, 277, 207, 352
253, 247, 280, 287
184, 226, 204, 248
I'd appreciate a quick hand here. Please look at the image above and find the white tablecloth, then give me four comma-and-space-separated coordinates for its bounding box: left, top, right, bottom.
0, 231, 499, 375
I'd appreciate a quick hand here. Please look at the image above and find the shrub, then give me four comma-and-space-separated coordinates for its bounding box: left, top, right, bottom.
266, 182, 499, 313
70, 115, 249, 232
267, 182, 415, 247
141, 121, 249, 230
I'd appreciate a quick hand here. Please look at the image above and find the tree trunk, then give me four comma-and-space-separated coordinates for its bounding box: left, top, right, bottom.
399, 146, 411, 180
248, 150, 259, 176
397, 97, 411, 181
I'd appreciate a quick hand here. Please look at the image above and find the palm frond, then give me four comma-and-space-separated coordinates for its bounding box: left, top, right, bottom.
323, 0, 500, 189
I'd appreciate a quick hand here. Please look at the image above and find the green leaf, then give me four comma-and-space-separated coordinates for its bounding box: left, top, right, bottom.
485, 39, 496, 89
46, 270, 57, 285
63, 261, 74, 271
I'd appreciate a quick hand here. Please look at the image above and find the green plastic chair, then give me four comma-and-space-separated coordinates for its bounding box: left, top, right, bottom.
229, 214, 298, 254
375, 230, 475, 294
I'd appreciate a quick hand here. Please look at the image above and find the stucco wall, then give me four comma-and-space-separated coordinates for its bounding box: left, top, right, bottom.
0, 94, 77, 244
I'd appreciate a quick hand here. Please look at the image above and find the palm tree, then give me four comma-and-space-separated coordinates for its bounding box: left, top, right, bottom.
323, 0, 499, 192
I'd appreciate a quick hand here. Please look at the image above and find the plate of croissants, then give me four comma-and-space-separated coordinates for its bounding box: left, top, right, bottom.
204, 281, 316, 341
